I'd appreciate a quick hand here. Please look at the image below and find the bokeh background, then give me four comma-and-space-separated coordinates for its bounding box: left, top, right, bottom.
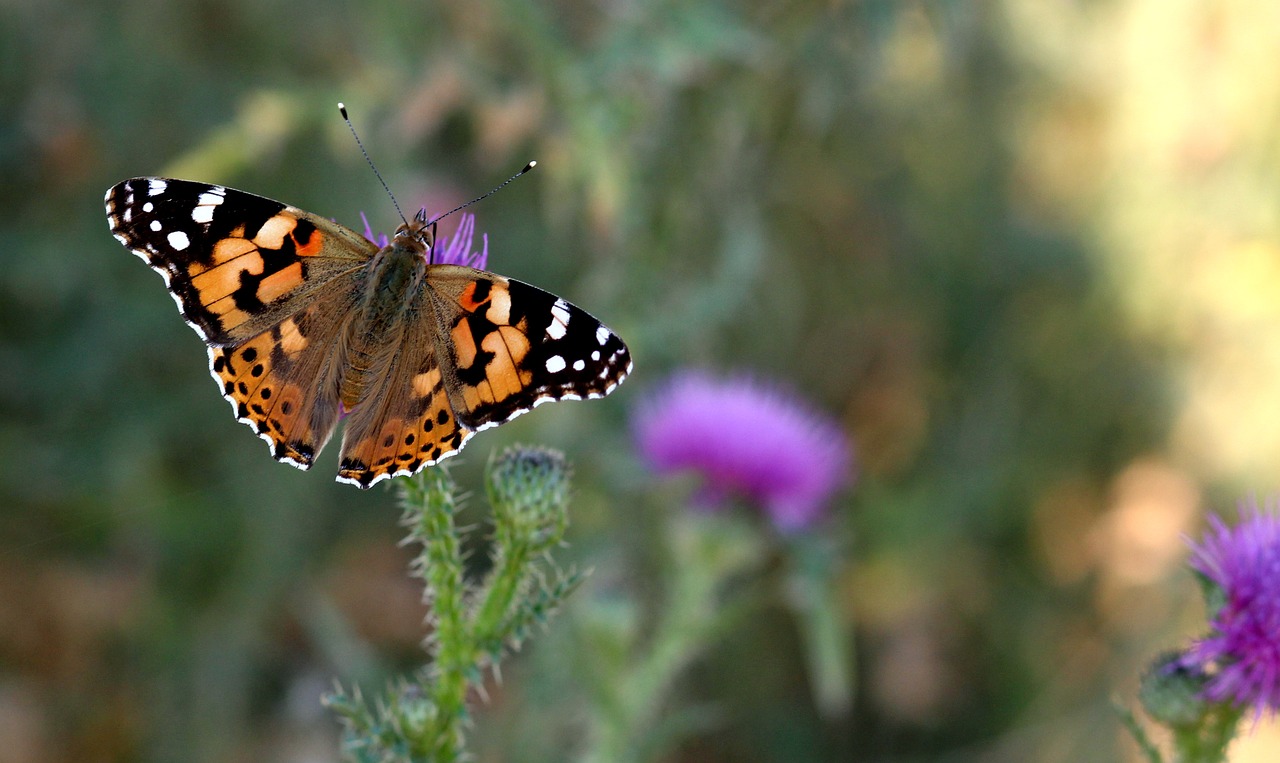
5, 0, 1280, 760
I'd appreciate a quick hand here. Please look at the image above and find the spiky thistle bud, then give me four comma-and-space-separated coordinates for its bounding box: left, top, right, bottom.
487, 445, 571, 555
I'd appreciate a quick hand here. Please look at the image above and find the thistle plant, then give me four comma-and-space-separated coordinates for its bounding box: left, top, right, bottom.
1121, 497, 1280, 763
633, 370, 852, 531
325, 446, 584, 763
633, 370, 856, 718
564, 369, 856, 761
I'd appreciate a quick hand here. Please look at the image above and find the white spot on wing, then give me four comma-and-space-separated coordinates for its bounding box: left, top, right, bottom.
546, 316, 567, 339
573, 359, 585, 371
546, 355, 566, 373
143, 201, 154, 213
192, 191, 225, 224
148, 179, 167, 196
596, 326, 610, 345
546, 299, 570, 340
591, 350, 601, 361
167, 231, 190, 251
150, 220, 162, 232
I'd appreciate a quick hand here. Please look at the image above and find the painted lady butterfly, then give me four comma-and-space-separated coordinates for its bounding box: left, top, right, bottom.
105, 176, 631, 487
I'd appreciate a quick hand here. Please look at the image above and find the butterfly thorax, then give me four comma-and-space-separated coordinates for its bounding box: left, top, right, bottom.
340, 224, 432, 408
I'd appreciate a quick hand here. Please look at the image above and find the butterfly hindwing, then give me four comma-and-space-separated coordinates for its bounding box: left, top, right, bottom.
105, 177, 375, 346
209, 286, 357, 470
336, 290, 474, 488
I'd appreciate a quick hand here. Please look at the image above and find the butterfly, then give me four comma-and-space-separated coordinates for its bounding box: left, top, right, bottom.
105, 177, 632, 488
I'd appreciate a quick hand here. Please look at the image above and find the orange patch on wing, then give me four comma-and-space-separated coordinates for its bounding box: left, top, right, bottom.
253, 213, 296, 250
192, 250, 265, 302
186, 238, 256, 277
293, 226, 324, 256
458, 282, 488, 312
497, 326, 530, 364
479, 332, 522, 400
278, 317, 308, 355
214, 237, 259, 267
486, 286, 512, 324
256, 261, 304, 303
487, 364, 522, 400
225, 310, 251, 329
207, 297, 251, 329
412, 369, 442, 397
451, 322, 478, 367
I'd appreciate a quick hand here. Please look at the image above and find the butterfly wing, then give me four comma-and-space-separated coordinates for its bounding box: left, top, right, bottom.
208, 286, 357, 470
428, 267, 632, 426
334, 302, 474, 488
107, 177, 374, 468
335, 267, 632, 488
105, 177, 375, 346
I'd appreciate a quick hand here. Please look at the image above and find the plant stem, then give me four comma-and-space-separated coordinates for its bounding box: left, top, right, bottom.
404, 468, 471, 761
472, 541, 529, 653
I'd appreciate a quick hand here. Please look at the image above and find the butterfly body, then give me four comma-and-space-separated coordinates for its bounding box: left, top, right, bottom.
341, 216, 432, 407
106, 178, 631, 488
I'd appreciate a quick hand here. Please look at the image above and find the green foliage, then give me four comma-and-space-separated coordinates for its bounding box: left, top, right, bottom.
325, 450, 582, 762
575, 513, 765, 763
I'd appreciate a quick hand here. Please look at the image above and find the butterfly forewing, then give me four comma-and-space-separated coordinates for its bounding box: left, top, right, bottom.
105, 177, 374, 345
426, 267, 632, 429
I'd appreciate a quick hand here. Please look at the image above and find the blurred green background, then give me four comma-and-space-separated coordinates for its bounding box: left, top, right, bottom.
5, 0, 1280, 760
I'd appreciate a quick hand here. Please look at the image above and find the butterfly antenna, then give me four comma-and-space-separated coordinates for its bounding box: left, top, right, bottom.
338, 102, 408, 226
427, 161, 537, 225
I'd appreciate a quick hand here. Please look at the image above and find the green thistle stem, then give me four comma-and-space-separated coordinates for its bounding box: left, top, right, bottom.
402, 468, 471, 760
472, 540, 529, 653
579, 513, 763, 763
1171, 704, 1244, 763
327, 447, 580, 763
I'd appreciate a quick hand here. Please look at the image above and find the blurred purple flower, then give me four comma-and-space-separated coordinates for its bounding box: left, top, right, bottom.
360, 211, 488, 269
633, 371, 854, 531
1185, 497, 1280, 715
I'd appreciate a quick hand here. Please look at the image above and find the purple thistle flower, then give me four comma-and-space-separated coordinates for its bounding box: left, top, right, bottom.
359, 211, 390, 248
1185, 497, 1280, 715
632, 371, 854, 531
361, 211, 489, 270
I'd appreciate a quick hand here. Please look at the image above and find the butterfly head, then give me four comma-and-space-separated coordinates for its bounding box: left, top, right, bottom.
392, 208, 436, 255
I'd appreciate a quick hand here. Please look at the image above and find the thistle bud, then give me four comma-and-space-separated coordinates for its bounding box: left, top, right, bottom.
487, 445, 571, 554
